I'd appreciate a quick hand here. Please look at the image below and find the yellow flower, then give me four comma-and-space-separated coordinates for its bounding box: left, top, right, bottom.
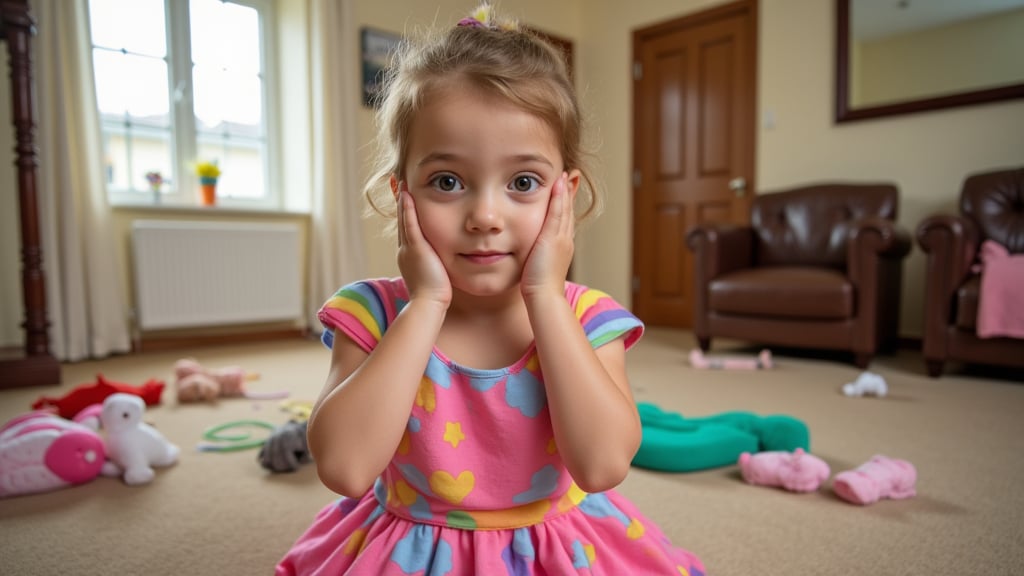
194, 161, 221, 180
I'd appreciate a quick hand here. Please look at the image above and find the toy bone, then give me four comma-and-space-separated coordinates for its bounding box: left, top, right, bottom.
690, 348, 773, 370
833, 455, 916, 505
738, 448, 830, 493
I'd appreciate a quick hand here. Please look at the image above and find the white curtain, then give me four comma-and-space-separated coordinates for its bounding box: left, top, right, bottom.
306, 0, 367, 327
34, 0, 132, 361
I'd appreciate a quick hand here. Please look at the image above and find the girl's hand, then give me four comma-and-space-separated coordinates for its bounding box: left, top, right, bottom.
521, 172, 575, 299
397, 184, 452, 307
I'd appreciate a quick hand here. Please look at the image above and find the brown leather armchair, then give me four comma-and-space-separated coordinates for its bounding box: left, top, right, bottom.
686, 183, 912, 368
916, 167, 1024, 377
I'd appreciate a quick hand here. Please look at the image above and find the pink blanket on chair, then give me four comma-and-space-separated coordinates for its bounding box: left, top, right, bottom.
977, 240, 1024, 339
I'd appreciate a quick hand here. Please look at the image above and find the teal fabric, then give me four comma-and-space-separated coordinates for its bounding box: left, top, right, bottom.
632, 402, 810, 472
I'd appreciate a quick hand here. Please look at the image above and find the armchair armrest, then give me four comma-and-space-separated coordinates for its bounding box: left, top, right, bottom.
686, 224, 754, 280
915, 215, 981, 358
846, 216, 911, 287
686, 224, 753, 342
916, 214, 980, 293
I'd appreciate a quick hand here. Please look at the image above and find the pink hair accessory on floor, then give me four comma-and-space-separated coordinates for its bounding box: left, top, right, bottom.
833, 455, 917, 505
738, 448, 830, 493
689, 348, 773, 370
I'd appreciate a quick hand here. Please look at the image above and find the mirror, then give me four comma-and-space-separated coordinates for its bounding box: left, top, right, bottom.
836, 0, 1024, 123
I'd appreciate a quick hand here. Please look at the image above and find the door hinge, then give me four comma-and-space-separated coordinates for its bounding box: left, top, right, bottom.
632, 275, 640, 292
633, 61, 642, 80
633, 170, 641, 188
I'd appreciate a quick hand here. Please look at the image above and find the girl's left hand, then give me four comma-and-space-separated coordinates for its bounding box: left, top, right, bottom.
521, 172, 574, 298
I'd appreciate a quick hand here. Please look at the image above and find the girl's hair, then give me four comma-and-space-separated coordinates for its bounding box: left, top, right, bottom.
363, 3, 602, 233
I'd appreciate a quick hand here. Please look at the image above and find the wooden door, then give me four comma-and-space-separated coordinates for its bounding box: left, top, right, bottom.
631, 0, 757, 328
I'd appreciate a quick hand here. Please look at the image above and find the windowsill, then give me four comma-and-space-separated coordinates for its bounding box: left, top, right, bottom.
111, 202, 310, 218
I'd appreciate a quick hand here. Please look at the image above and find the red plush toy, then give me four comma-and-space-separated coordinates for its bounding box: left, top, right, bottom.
32, 374, 165, 420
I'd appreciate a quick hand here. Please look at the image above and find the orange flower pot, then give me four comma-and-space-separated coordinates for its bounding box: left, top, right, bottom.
200, 183, 217, 206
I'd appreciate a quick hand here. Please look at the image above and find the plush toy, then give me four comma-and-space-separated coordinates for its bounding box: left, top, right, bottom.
689, 348, 773, 370
258, 420, 312, 473
0, 411, 106, 498
832, 455, 917, 505
632, 402, 810, 473
100, 393, 179, 485
842, 371, 888, 398
173, 358, 253, 402
738, 448, 831, 493
32, 374, 165, 419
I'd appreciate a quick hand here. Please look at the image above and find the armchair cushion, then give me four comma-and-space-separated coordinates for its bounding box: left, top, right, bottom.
709, 268, 853, 320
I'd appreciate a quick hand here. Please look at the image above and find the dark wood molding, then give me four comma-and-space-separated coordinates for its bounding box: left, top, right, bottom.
133, 329, 312, 354
2, 0, 60, 389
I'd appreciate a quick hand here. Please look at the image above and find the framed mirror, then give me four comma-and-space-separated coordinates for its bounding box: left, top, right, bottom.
835, 0, 1024, 123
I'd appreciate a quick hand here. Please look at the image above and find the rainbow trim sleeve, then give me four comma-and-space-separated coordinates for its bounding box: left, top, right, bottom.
318, 279, 644, 352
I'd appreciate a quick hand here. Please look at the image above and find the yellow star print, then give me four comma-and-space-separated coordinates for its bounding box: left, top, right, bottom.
444, 422, 465, 448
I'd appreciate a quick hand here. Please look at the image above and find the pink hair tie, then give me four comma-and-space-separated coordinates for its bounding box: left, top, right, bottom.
457, 17, 486, 28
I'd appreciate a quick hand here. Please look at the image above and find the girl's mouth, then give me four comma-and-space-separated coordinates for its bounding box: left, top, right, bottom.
461, 252, 508, 265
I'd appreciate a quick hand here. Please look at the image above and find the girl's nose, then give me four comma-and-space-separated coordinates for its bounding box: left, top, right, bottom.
465, 189, 504, 232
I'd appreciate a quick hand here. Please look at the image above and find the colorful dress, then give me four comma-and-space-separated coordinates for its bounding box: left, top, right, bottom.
277, 278, 705, 576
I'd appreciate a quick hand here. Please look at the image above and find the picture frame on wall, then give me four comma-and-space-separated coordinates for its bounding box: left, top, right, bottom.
361, 27, 402, 108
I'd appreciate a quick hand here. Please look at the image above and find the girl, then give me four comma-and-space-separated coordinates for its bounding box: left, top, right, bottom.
278, 5, 705, 575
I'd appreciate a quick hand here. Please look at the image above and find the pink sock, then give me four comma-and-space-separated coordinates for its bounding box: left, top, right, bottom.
833, 455, 917, 505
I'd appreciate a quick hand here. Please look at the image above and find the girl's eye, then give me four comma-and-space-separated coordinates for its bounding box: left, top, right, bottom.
429, 174, 463, 193
510, 175, 540, 193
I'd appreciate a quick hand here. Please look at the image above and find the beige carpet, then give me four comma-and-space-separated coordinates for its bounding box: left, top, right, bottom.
1, 328, 1022, 575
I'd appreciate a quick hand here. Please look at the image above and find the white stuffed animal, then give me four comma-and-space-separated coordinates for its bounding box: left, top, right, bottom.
100, 393, 179, 485
842, 371, 888, 398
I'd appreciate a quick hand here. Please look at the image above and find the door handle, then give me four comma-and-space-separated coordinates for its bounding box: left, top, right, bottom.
729, 177, 747, 197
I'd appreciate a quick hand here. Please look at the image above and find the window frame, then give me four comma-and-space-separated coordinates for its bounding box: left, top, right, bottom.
96, 0, 282, 210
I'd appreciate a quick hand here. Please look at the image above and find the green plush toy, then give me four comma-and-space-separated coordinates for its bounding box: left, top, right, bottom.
632, 402, 810, 473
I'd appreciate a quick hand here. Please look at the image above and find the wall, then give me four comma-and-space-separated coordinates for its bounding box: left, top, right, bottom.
577, 0, 1024, 338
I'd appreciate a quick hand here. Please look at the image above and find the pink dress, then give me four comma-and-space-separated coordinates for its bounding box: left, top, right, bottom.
277, 278, 705, 575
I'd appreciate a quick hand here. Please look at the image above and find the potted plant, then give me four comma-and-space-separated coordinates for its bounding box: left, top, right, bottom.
194, 161, 221, 206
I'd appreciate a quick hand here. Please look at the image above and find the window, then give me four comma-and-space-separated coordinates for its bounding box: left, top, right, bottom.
88, 0, 279, 209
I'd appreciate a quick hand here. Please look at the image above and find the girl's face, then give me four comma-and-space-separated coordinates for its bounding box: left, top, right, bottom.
400, 83, 579, 298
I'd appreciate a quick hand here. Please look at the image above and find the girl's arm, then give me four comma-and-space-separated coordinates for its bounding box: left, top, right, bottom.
522, 174, 641, 493
309, 189, 450, 497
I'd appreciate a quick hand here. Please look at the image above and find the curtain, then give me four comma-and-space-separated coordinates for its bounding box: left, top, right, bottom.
306, 0, 367, 328
34, 0, 132, 361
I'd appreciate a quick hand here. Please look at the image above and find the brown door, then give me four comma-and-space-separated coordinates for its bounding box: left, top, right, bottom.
631, 0, 757, 327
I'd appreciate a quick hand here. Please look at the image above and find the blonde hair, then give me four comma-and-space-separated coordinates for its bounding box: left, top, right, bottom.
363, 3, 602, 233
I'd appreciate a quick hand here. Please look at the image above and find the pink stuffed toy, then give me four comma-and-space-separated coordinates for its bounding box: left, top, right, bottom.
832, 455, 916, 505
690, 348, 773, 370
174, 358, 254, 402
738, 448, 830, 493
0, 411, 106, 498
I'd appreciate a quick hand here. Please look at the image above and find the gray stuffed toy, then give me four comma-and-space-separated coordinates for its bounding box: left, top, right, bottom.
258, 420, 312, 473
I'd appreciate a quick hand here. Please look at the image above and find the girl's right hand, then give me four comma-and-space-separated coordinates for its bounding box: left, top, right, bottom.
397, 184, 452, 308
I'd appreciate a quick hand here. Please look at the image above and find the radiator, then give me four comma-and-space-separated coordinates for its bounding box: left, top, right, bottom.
131, 220, 303, 331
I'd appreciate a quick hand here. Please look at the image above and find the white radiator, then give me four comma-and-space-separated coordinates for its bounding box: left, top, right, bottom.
131, 220, 303, 331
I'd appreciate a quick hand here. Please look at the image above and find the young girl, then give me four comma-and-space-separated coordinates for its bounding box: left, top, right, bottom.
278, 5, 705, 575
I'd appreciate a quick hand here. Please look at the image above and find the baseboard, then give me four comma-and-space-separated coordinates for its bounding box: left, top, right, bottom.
132, 328, 312, 354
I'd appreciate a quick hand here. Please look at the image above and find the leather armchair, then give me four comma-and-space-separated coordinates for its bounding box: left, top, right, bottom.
916, 167, 1024, 377
687, 183, 912, 368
